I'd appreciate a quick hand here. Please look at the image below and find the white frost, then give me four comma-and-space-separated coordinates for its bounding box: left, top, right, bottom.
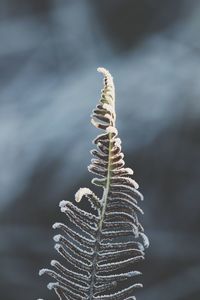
75, 187, 92, 203
50, 260, 57, 266
114, 138, 121, 146
39, 269, 47, 276
53, 234, 61, 242
139, 232, 150, 248
125, 167, 134, 175
59, 200, 67, 207
106, 126, 118, 135
60, 206, 66, 213
47, 282, 59, 290
52, 222, 61, 229
97, 67, 113, 84
54, 243, 61, 251
103, 103, 115, 115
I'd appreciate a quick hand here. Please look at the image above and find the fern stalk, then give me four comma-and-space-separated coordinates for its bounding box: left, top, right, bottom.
89, 68, 116, 299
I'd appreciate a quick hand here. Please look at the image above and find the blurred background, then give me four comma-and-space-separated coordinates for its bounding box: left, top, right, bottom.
0, 0, 200, 299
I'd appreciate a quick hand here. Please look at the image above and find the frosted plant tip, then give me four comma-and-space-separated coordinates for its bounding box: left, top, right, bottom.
75, 187, 91, 202
50, 260, 57, 266
53, 234, 61, 242
54, 243, 61, 251
39, 269, 46, 276
47, 282, 58, 290
97, 67, 107, 73
97, 67, 112, 77
126, 168, 134, 175
52, 222, 60, 229
139, 232, 150, 248
128, 271, 142, 276
37, 67, 148, 300
59, 200, 67, 208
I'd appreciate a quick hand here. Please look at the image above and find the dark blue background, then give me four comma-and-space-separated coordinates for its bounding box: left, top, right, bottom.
0, 1, 199, 299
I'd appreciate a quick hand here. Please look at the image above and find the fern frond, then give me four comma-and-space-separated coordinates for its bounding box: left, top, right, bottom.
39, 67, 149, 300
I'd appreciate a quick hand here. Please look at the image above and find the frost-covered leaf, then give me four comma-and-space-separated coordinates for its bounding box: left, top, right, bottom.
39, 67, 149, 299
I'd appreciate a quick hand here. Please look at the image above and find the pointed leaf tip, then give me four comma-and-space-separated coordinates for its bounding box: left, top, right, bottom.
75, 187, 92, 202
97, 67, 108, 74
59, 200, 67, 208
97, 67, 113, 80
39, 269, 46, 276
47, 282, 58, 290
53, 234, 61, 242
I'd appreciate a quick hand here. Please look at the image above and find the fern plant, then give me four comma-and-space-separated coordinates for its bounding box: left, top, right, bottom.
39, 67, 149, 300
